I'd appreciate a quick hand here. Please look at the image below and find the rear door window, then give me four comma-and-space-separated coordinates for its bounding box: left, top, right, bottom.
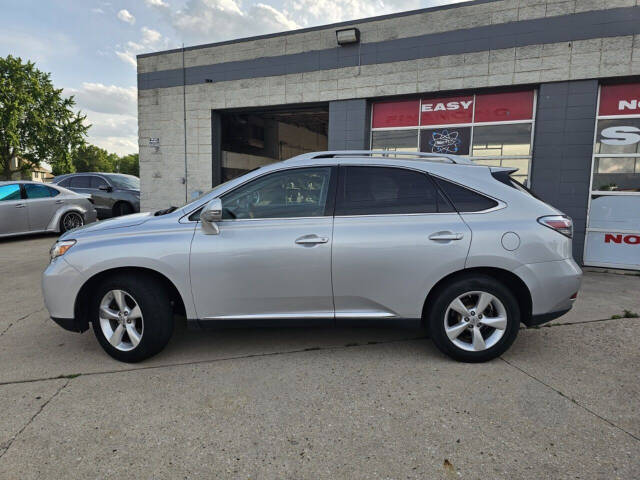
336, 166, 451, 215
434, 177, 498, 212
24, 184, 58, 198
0, 184, 21, 201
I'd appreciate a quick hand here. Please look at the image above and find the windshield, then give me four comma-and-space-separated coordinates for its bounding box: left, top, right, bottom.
108, 174, 140, 190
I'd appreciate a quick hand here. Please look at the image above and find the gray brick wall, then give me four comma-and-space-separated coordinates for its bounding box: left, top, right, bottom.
530, 80, 598, 264
328, 100, 370, 150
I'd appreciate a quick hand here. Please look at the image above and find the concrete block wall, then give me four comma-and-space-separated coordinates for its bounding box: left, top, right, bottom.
138, 0, 640, 211
530, 80, 599, 263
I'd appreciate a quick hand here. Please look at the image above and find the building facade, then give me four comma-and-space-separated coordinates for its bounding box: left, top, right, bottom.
137, 0, 640, 269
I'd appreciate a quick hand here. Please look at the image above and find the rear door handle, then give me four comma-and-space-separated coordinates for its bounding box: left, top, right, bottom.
429, 231, 464, 241
15, 203, 25, 208
55, 200, 64, 204
295, 234, 329, 245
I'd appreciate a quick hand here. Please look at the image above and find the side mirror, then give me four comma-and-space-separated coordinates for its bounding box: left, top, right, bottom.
200, 198, 222, 235
99, 185, 112, 192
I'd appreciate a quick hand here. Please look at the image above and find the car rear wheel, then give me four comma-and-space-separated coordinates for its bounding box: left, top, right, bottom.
113, 202, 133, 217
428, 275, 520, 362
91, 274, 174, 362
60, 211, 84, 233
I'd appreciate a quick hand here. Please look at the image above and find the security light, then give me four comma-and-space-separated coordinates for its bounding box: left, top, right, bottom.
336, 28, 360, 46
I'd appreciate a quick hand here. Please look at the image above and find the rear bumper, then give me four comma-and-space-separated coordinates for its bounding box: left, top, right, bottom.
526, 308, 572, 327
51, 316, 88, 333
514, 258, 582, 317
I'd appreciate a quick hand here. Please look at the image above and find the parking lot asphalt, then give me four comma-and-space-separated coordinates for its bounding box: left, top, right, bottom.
0, 234, 639, 479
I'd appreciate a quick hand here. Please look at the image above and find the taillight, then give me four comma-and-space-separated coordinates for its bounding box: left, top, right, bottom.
538, 215, 573, 238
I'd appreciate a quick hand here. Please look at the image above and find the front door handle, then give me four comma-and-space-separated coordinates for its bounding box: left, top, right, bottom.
295, 234, 329, 245
15, 203, 25, 208
429, 231, 464, 241
55, 200, 64, 204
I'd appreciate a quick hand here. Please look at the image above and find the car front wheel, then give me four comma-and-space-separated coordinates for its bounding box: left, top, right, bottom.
91, 274, 174, 362
428, 275, 520, 362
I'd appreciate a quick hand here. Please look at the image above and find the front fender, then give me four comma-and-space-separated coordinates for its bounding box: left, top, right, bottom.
62, 224, 197, 319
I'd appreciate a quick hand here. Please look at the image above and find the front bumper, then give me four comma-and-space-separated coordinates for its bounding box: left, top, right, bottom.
42, 256, 84, 322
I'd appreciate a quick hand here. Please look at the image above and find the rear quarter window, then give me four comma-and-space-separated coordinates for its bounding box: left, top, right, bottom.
434, 177, 498, 212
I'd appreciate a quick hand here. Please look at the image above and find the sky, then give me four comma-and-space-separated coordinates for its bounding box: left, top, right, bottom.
0, 0, 465, 155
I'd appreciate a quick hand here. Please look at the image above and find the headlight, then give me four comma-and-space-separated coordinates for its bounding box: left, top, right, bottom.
50, 240, 76, 262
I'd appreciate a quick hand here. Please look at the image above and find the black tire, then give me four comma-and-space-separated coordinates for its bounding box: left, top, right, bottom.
113, 202, 133, 217
427, 274, 520, 363
59, 211, 84, 233
91, 273, 174, 362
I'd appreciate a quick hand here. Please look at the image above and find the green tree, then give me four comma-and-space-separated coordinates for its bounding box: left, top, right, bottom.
0, 55, 88, 180
117, 153, 139, 176
72, 144, 117, 173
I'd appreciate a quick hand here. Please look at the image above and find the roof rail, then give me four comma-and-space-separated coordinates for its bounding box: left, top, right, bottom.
286, 150, 475, 165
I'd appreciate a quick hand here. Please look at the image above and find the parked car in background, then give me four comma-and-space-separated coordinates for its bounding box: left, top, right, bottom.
52, 173, 140, 219
0, 181, 96, 238
43, 151, 582, 363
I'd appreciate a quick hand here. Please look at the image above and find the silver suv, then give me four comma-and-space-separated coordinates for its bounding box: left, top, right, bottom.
42, 151, 582, 363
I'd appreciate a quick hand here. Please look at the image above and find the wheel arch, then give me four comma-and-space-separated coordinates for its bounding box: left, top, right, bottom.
74, 267, 187, 331
421, 267, 533, 327
49, 206, 88, 233
112, 200, 133, 216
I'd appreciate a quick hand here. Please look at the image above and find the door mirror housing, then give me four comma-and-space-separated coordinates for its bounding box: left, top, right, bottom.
98, 185, 113, 192
201, 198, 222, 234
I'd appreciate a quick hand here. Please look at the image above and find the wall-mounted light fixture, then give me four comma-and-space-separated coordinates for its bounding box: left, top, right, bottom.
336, 27, 360, 46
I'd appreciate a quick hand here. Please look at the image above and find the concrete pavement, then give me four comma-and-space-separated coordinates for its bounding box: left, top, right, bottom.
0, 235, 639, 478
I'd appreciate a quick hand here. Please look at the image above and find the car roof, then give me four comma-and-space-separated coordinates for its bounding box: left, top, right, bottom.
0, 180, 55, 186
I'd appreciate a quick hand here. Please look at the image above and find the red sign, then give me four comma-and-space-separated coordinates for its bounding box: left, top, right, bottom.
474, 91, 534, 123
372, 100, 419, 128
599, 83, 640, 116
371, 90, 535, 128
420, 96, 474, 126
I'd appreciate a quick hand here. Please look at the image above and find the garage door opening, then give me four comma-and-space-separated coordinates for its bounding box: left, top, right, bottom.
216, 105, 329, 183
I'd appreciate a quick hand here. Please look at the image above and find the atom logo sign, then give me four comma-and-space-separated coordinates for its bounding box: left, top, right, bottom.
420, 126, 471, 155
429, 129, 462, 153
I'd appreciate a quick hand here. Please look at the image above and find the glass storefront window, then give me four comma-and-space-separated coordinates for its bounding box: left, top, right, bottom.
594, 118, 640, 154
371, 130, 418, 151
592, 157, 640, 192
370, 90, 535, 185
471, 124, 532, 157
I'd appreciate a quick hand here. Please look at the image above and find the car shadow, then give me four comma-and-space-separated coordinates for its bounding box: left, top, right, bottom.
159, 315, 432, 361
0, 232, 59, 244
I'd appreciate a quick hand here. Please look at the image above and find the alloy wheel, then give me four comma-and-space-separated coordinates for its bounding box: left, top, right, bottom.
63, 212, 84, 231
99, 289, 144, 352
443, 291, 508, 352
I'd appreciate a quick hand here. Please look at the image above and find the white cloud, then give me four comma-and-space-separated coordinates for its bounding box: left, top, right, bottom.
154, 0, 464, 47
145, 0, 170, 7
166, 0, 300, 45
65, 83, 137, 116
64, 83, 138, 156
91, 7, 105, 14
117, 9, 136, 25
116, 26, 168, 68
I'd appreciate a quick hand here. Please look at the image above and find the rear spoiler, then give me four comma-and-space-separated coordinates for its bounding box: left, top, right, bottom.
489, 166, 519, 174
